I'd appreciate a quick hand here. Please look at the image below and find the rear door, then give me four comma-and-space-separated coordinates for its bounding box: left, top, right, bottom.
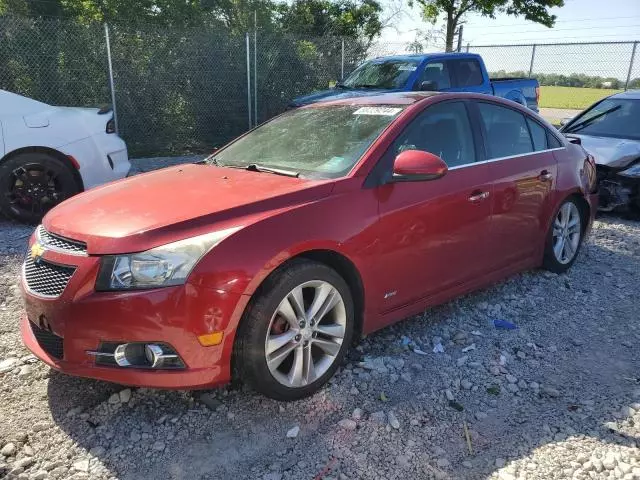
473, 101, 558, 268
373, 100, 494, 312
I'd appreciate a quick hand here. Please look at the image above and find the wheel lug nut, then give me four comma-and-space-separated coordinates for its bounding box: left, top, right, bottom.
294, 334, 302, 342
298, 320, 305, 328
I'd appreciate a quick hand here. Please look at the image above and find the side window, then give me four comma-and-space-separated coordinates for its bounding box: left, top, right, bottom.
393, 102, 475, 168
416, 61, 451, 90
547, 131, 563, 148
477, 103, 533, 159
450, 59, 484, 87
526, 118, 548, 151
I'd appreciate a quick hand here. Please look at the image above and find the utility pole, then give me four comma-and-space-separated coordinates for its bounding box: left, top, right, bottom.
456, 25, 463, 52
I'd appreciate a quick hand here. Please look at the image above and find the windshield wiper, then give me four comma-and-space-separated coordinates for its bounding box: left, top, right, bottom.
204, 160, 299, 177
245, 164, 300, 177
335, 83, 350, 89
565, 105, 621, 133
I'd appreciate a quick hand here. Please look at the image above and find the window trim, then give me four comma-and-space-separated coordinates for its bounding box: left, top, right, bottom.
448, 147, 565, 171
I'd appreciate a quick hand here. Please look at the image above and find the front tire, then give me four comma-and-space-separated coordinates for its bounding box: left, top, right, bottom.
0, 152, 80, 223
234, 260, 354, 401
542, 197, 585, 273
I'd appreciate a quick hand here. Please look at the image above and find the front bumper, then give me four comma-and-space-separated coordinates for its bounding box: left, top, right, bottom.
20, 247, 249, 389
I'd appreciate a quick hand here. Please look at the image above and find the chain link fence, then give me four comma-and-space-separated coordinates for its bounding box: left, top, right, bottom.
1, 14, 638, 157
468, 41, 639, 112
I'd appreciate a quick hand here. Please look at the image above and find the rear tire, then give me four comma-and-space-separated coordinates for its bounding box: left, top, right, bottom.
234, 259, 354, 401
542, 197, 585, 274
0, 152, 80, 224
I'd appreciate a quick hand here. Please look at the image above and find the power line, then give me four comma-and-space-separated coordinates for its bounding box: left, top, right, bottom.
462, 15, 640, 29
467, 24, 640, 36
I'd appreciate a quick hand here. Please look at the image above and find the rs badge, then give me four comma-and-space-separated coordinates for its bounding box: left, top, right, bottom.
30, 242, 45, 263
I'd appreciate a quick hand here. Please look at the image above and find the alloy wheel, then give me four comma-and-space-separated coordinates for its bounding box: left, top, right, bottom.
552, 202, 582, 265
264, 280, 347, 388
8, 164, 64, 217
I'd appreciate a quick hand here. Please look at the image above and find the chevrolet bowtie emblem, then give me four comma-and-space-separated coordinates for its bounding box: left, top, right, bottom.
30, 242, 45, 263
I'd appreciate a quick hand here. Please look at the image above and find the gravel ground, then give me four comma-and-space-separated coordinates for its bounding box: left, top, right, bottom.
0, 168, 639, 479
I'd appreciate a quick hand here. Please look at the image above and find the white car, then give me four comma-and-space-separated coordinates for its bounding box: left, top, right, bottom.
0, 89, 130, 223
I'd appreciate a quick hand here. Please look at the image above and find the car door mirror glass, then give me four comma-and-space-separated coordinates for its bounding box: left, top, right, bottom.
392, 150, 448, 182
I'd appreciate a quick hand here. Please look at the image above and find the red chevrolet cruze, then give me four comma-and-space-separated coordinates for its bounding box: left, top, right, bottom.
20, 92, 597, 400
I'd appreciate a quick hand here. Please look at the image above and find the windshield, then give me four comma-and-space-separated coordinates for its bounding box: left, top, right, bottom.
209, 105, 405, 178
342, 59, 420, 89
565, 98, 640, 140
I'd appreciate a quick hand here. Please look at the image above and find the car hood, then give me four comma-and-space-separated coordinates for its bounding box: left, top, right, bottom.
43, 163, 334, 254
291, 87, 395, 106
572, 134, 640, 169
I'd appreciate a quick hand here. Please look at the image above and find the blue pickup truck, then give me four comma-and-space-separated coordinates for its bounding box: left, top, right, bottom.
291, 53, 540, 112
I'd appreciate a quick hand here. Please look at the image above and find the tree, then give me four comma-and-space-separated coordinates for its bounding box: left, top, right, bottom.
276, 0, 383, 41
415, 0, 564, 52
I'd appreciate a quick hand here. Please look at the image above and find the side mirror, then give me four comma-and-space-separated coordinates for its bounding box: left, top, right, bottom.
392, 150, 448, 182
419, 80, 438, 91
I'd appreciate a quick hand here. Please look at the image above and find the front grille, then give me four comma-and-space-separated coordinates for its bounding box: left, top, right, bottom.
23, 255, 75, 297
37, 225, 87, 255
30, 321, 64, 360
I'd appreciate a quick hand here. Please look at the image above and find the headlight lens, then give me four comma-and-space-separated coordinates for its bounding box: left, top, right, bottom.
96, 227, 240, 291
619, 163, 640, 178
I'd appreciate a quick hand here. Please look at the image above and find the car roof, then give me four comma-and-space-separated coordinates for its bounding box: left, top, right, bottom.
367, 52, 480, 63
610, 90, 640, 100
305, 91, 444, 107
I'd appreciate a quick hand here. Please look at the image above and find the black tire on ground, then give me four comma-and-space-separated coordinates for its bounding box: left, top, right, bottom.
0, 152, 81, 224
233, 259, 354, 401
542, 196, 586, 274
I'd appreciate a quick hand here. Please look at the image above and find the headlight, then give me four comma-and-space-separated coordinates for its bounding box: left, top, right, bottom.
95, 227, 240, 291
619, 163, 640, 178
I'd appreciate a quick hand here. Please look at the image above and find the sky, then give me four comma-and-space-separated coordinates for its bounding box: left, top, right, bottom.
375, 0, 640, 79
380, 0, 640, 45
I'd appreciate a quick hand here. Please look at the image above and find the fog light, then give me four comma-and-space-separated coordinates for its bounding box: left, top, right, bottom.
145, 344, 179, 368
88, 342, 185, 369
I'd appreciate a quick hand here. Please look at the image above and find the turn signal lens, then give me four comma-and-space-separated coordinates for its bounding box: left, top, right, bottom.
197, 331, 224, 346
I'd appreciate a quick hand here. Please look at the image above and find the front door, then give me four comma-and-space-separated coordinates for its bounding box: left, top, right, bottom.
373, 101, 493, 313
474, 101, 558, 268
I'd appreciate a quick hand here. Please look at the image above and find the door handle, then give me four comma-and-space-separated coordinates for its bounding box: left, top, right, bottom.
468, 191, 490, 203
538, 170, 553, 181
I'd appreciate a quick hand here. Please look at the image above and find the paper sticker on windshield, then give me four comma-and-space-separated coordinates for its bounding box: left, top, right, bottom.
353, 107, 403, 116
398, 65, 417, 71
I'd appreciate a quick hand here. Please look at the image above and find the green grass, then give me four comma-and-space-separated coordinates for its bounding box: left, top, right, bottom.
539, 85, 623, 110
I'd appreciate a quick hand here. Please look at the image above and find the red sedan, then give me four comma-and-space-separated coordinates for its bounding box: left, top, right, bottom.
20, 92, 598, 400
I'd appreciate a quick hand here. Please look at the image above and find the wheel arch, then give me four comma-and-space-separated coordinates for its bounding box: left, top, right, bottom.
0, 146, 84, 191
244, 248, 366, 341
567, 191, 591, 233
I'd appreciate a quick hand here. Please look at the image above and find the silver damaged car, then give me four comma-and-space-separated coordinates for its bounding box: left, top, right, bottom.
560, 90, 640, 212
